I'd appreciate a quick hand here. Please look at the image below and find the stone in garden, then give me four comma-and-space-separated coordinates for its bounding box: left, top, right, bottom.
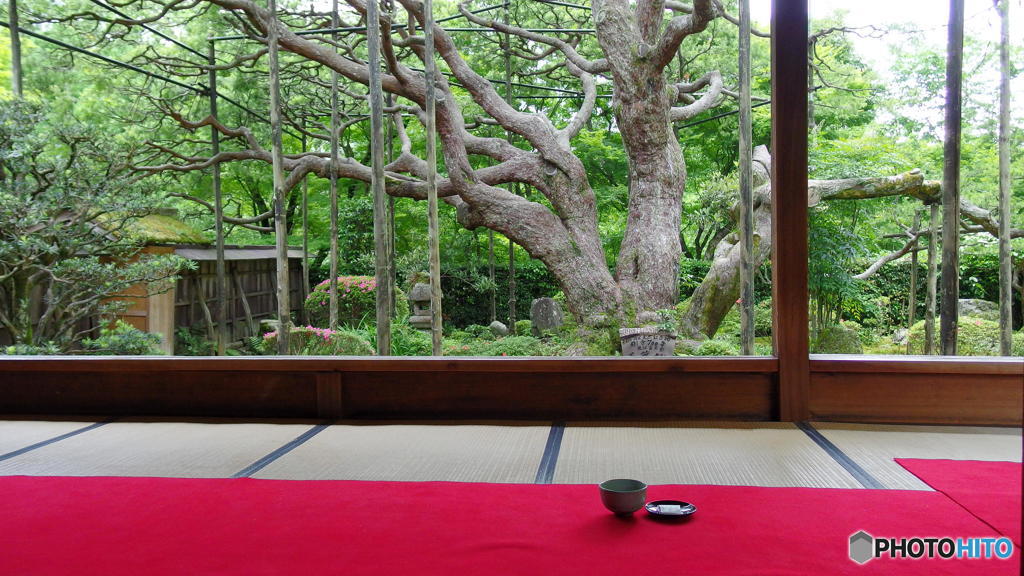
530, 298, 564, 336
408, 282, 436, 331
619, 326, 676, 357
958, 299, 1000, 322
489, 321, 509, 337
892, 328, 909, 346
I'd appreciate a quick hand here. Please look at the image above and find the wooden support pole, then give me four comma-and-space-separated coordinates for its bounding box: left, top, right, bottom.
267, 0, 291, 354
925, 203, 939, 354
489, 230, 496, 323
208, 41, 227, 356
423, 0, 443, 355
940, 0, 964, 356
909, 210, 925, 336
771, 0, 809, 421
738, 0, 754, 356
7, 0, 21, 97
996, 0, 1012, 355
367, 0, 392, 354
329, 0, 340, 332
504, 14, 516, 331
300, 130, 310, 324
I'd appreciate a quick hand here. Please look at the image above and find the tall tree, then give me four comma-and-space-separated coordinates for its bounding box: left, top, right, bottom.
940, 0, 964, 356
995, 0, 1012, 355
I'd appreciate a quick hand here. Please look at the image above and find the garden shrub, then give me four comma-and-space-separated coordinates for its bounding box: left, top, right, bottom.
695, 339, 739, 356
444, 335, 552, 357
1, 342, 60, 355
260, 325, 374, 356
754, 299, 773, 337
462, 324, 495, 340
811, 324, 863, 354
304, 276, 408, 328
81, 321, 163, 355
907, 316, 1007, 356
514, 319, 532, 336
175, 326, 215, 356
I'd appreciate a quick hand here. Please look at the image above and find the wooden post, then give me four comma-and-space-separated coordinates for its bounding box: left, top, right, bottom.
423, 0, 443, 355
996, 0, 1012, 355
208, 41, 227, 356
925, 203, 939, 354
504, 17, 516, 332
738, 0, 754, 356
329, 0, 340, 332
489, 230, 496, 323
906, 209, 921, 354
367, 0, 392, 354
267, 0, 291, 354
7, 0, 21, 97
771, 0, 809, 421
940, 0, 964, 356
300, 130, 310, 324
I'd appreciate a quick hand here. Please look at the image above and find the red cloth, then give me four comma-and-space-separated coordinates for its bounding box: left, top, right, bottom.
897, 458, 1022, 548
0, 476, 1015, 575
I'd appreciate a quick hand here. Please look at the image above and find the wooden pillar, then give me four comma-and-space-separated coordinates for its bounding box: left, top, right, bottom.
7, 0, 21, 97
504, 17, 516, 331
267, 0, 291, 354
996, 0, 1012, 355
906, 209, 921, 354
488, 231, 496, 323
300, 130, 310, 324
925, 203, 939, 354
423, 0, 443, 355
771, 0, 809, 421
737, 0, 754, 355
328, 0, 340, 332
367, 0, 392, 354
208, 41, 227, 356
940, 0, 964, 356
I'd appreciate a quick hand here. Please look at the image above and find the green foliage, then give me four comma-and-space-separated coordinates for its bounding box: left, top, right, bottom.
81, 321, 163, 355
174, 326, 215, 356
754, 299, 773, 337
514, 320, 532, 336
304, 276, 408, 328
443, 335, 555, 357
907, 317, 1005, 357
694, 339, 740, 357
259, 325, 374, 356
0, 101, 188, 349
1, 342, 61, 355
436, 262, 560, 328
811, 324, 863, 355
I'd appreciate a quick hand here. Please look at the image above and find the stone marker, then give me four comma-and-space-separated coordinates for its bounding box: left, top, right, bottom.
489, 321, 509, 337
530, 298, 564, 336
408, 282, 434, 330
619, 327, 676, 357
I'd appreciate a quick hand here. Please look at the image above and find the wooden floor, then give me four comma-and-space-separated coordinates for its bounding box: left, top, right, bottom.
0, 417, 1019, 489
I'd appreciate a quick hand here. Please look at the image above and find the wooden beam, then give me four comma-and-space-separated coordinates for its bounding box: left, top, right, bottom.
940, 0, 964, 355
771, 0, 810, 421
738, 0, 754, 355
366, 0, 392, 355
997, 0, 1013, 355
267, 0, 291, 354
423, 0, 443, 355
208, 41, 227, 356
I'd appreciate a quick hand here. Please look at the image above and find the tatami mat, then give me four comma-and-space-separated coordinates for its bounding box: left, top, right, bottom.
812, 423, 1023, 490
0, 418, 316, 478
0, 419, 99, 456
554, 422, 863, 488
254, 422, 550, 483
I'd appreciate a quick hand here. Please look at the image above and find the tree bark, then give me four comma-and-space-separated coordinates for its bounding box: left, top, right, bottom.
940, 0, 964, 356
367, 0, 392, 355
267, 0, 290, 354
738, 0, 754, 354
996, 0, 1012, 355
925, 203, 940, 354
8, 0, 22, 97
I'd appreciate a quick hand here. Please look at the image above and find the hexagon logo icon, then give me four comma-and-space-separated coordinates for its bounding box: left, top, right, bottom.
849, 531, 874, 564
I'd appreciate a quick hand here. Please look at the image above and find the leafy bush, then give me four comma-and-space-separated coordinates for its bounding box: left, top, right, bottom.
461, 324, 495, 340
811, 324, 863, 354
444, 335, 553, 357
259, 325, 374, 356
1, 342, 61, 355
304, 276, 408, 328
514, 320, 532, 336
907, 316, 1010, 356
175, 326, 215, 356
754, 299, 773, 337
695, 339, 739, 356
81, 321, 163, 355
